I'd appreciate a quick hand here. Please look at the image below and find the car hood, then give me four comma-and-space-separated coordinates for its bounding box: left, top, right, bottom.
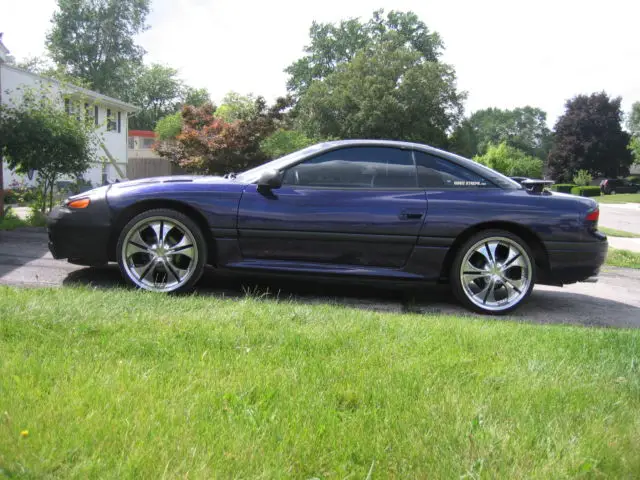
108, 175, 234, 190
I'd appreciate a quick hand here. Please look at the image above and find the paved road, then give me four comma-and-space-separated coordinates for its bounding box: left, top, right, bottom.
2, 228, 639, 328
599, 203, 640, 235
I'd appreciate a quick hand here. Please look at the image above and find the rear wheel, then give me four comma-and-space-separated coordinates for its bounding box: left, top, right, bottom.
450, 230, 535, 314
116, 209, 207, 293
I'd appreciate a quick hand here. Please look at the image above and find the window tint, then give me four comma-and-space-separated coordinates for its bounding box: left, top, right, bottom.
282, 147, 416, 188
414, 151, 494, 189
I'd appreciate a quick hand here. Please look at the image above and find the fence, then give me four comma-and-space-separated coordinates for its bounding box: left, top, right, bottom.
126, 157, 186, 180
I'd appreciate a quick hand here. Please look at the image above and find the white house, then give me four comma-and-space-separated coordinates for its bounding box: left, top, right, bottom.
0, 34, 139, 189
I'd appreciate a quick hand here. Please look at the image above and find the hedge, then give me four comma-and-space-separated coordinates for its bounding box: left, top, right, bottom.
570, 186, 601, 197
627, 175, 640, 183
550, 184, 576, 193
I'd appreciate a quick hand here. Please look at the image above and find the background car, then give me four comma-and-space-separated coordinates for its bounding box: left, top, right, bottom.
48, 140, 608, 315
600, 178, 640, 195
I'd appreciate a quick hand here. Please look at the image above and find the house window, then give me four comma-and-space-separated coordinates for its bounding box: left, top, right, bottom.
106, 109, 116, 132
94, 105, 99, 126
128, 137, 135, 149
64, 98, 71, 115
117, 112, 122, 133
142, 138, 155, 149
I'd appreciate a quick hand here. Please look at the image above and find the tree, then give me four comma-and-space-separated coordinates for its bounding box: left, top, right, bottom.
260, 129, 318, 159
450, 107, 551, 159
155, 97, 292, 174
285, 9, 442, 97
474, 143, 543, 179
294, 43, 464, 147
628, 136, 640, 166
547, 93, 632, 182
154, 112, 183, 140
125, 64, 184, 130
46, 0, 150, 96
215, 92, 260, 122
627, 102, 640, 135
0, 88, 95, 212
183, 87, 211, 108
15, 55, 92, 89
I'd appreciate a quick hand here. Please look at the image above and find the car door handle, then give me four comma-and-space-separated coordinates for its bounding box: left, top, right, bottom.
399, 210, 425, 220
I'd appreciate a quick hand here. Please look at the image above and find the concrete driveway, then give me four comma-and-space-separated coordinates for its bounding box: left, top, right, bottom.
1, 228, 639, 328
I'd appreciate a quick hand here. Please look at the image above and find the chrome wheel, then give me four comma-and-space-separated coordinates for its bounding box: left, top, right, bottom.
121, 216, 199, 292
459, 236, 532, 312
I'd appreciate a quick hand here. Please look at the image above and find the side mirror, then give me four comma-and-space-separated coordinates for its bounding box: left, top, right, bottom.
257, 169, 283, 190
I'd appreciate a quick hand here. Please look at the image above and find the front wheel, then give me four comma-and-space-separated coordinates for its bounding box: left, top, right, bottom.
450, 230, 536, 315
116, 209, 207, 293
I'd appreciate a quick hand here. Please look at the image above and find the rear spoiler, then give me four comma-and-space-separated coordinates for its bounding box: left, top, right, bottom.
521, 179, 554, 193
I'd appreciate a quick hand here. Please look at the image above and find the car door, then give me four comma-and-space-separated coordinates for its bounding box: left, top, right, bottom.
236, 146, 427, 268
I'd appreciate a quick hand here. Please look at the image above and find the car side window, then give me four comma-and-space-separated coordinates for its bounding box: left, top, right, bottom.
282, 147, 417, 188
414, 151, 495, 189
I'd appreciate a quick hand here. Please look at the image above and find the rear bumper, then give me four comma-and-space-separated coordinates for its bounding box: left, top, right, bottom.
541, 239, 608, 285
47, 199, 112, 266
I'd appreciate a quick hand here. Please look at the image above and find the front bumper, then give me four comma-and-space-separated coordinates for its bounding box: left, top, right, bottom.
541, 239, 608, 285
47, 197, 113, 266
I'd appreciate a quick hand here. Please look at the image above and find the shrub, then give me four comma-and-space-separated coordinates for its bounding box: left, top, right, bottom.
550, 184, 576, 193
627, 175, 640, 183
572, 169, 593, 186
570, 186, 601, 197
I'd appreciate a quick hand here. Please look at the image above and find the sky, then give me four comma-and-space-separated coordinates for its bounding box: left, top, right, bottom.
2, 0, 640, 127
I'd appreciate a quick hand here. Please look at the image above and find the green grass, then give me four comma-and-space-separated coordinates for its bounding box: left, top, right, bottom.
599, 226, 640, 238
606, 248, 640, 269
597, 193, 640, 204
0, 209, 47, 230
1, 287, 640, 478
0, 214, 29, 230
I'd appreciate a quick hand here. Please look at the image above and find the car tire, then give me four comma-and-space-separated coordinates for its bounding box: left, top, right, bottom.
116, 209, 207, 293
450, 230, 536, 315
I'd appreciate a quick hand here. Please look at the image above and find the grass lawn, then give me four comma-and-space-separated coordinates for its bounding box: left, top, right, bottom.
597, 193, 640, 204
1, 287, 640, 478
599, 226, 640, 238
0, 209, 47, 231
606, 248, 640, 269
0, 214, 29, 230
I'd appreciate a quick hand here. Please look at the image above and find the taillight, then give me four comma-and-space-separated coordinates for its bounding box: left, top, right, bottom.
585, 208, 599, 222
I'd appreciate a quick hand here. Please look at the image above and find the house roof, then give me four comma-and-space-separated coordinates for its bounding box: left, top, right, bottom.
128, 130, 156, 138
0, 63, 140, 112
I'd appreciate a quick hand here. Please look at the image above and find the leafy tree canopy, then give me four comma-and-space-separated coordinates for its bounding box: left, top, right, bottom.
450, 106, 551, 159
183, 87, 212, 108
547, 92, 632, 181
46, 0, 150, 96
260, 129, 318, 159
125, 64, 183, 130
154, 112, 183, 140
627, 101, 640, 135
285, 9, 443, 97
215, 92, 260, 123
474, 142, 543, 179
294, 43, 464, 147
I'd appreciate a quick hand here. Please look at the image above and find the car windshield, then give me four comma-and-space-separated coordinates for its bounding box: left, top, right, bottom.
235, 143, 328, 183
